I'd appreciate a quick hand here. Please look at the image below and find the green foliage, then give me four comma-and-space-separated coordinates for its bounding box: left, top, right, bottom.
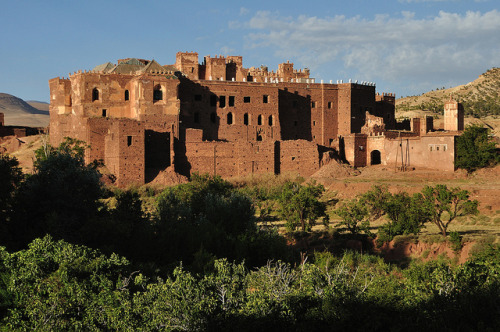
455, 125, 498, 173
421, 184, 479, 237
0, 153, 23, 246
448, 231, 463, 252
278, 181, 326, 232
335, 199, 370, 235
9, 138, 103, 246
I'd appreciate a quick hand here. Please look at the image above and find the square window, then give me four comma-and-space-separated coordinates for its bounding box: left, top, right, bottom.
229, 96, 235, 107
263, 95, 269, 103
219, 96, 226, 108
244, 96, 251, 103
194, 94, 202, 101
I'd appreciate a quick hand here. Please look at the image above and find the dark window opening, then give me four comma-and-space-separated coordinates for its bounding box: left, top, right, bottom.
294, 121, 297, 126
124, 90, 129, 101
194, 94, 202, 101
127, 136, 132, 146
313, 121, 316, 126
102, 109, 107, 117
229, 96, 235, 107
153, 85, 163, 101
292, 157, 296, 161
210, 95, 217, 107
210, 112, 216, 123
244, 113, 249, 125
219, 96, 226, 108
311, 101, 316, 108
244, 96, 251, 103
92, 88, 99, 101
257, 115, 262, 125
328, 102, 332, 109
263, 95, 269, 103
268, 115, 273, 126
191, 67, 194, 73
227, 112, 233, 125
194, 112, 199, 123
257, 134, 263, 141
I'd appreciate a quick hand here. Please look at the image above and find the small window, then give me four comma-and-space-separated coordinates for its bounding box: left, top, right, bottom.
210, 95, 217, 107
443, 145, 447, 151
263, 95, 269, 103
429, 145, 433, 151
229, 96, 235, 107
311, 101, 316, 108
268, 115, 273, 126
328, 102, 332, 109
102, 109, 107, 117
244, 113, 249, 126
127, 136, 132, 146
153, 85, 162, 101
92, 88, 99, 101
210, 112, 216, 123
244, 96, 251, 103
257, 134, 263, 141
194, 112, 199, 123
219, 96, 226, 108
313, 121, 316, 126
227, 112, 233, 125
436, 146, 439, 151
294, 121, 298, 127
194, 94, 202, 101
257, 115, 262, 125
124, 90, 129, 101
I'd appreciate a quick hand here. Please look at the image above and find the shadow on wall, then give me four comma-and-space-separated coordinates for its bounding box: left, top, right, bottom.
278, 89, 312, 141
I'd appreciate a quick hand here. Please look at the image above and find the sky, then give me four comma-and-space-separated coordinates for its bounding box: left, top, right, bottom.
0, 0, 498, 102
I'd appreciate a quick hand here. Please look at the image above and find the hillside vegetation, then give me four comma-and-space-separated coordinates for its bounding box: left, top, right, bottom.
397, 67, 500, 118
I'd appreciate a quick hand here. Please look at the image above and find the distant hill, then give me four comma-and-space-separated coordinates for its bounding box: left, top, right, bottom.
0, 93, 49, 127
396, 67, 500, 118
26, 100, 49, 112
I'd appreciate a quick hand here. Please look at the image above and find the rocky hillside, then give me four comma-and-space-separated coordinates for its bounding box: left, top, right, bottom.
0, 93, 49, 127
397, 67, 500, 118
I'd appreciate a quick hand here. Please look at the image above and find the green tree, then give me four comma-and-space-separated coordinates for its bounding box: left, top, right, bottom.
0, 153, 23, 245
10, 138, 103, 246
278, 181, 326, 232
455, 124, 498, 173
335, 199, 370, 234
421, 185, 479, 237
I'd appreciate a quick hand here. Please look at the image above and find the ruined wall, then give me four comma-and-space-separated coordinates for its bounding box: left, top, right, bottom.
175, 52, 199, 80
344, 134, 368, 167
0, 112, 4, 126
375, 93, 396, 129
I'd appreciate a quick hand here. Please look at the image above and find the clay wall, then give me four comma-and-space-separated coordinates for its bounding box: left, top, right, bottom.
344, 134, 368, 167
279, 140, 320, 177
0, 112, 4, 126
175, 52, 199, 80
366, 134, 386, 165
383, 134, 456, 171
375, 93, 396, 129
179, 80, 281, 142
444, 100, 464, 131
104, 119, 145, 186
203, 56, 227, 81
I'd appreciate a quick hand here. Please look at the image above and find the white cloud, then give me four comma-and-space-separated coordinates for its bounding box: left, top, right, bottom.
236, 10, 500, 95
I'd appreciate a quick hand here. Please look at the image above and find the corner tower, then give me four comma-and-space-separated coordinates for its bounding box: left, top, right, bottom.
444, 96, 464, 131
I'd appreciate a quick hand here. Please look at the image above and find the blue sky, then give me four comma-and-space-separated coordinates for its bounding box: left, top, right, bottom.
0, 0, 498, 102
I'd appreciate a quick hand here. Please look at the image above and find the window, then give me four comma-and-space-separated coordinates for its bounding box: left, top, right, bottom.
328, 102, 332, 109
268, 115, 273, 126
292, 100, 297, 108
102, 109, 107, 117
127, 136, 132, 146
311, 101, 316, 108
124, 90, 129, 101
244, 96, 251, 103
244, 113, 249, 125
229, 96, 235, 107
263, 95, 269, 103
219, 96, 226, 108
153, 85, 162, 101
210, 95, 217, 107
294, 121, 297, 127
257, 115, 262, 125
92, 88, 99, 101
210, 112, 216, 123
194, 112, 199, 123
227, 112, 233, 125
313, 121, 316, 126
194, 94, 202, 101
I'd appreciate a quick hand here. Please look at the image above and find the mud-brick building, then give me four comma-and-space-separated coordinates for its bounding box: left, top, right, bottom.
49, 52, 461, 186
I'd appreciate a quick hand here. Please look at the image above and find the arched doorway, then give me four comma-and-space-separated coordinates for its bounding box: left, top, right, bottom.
370, 150, 381, 165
